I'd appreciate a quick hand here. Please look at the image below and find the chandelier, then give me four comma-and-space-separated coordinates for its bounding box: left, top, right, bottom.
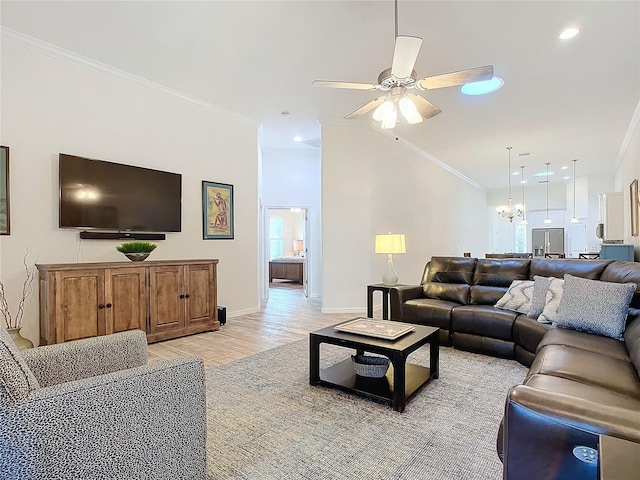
496, 146, 524, 222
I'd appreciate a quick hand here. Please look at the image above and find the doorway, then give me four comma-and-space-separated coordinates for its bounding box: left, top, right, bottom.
266, 207, 309, 297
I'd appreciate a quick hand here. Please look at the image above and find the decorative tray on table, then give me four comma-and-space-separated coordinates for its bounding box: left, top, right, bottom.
334, 318, 414, 341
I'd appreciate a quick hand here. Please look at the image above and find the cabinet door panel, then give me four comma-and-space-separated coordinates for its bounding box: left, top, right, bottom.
106, 268, 147, 334
55, 270, 105, 343
149, 266, 184, 333
185, 264, 215, 324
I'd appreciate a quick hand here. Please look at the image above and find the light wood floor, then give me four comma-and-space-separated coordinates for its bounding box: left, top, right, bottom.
147, 285, 361, 368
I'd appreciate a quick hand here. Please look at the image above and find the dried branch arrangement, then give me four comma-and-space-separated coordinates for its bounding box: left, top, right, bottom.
0, 253, 37, 329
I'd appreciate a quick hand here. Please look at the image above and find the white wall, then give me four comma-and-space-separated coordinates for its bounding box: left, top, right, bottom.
321, 121, 491, 313
261, 148, 322, 298
613, 102, 640, 258
0, 40, 260, 344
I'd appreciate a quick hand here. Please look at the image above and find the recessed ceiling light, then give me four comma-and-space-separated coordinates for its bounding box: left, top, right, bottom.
293, 136, 302, 142
512, 172, 520, 175
563, 176, 571, 180
281, 111, 291, 118
559, 27, 579, 40
534, 171, 555, 177
460, 76, 504, 96
561, 166, 569, 170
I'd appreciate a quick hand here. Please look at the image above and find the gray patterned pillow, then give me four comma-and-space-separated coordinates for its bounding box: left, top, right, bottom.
538, 277, 564, 324
555, 274, 636, 340
495, 280, 534, 314
527, 276, 550, 319
0, 327, 39, 403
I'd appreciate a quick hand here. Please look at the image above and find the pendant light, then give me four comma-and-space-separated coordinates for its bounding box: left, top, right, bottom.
496, 147, 524, 222
570, 159, 579, 223
520, 165, 527, 225
544, 162, 552, 224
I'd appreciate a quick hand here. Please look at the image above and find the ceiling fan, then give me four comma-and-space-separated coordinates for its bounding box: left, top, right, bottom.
312, 1, 494, 128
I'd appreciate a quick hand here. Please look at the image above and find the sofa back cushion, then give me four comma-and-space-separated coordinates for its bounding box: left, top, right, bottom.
422, 257, 477, 285
601, 261, 640, 309
421, 257, 476, 304
473, 259, 530, 286
422, 282, 470, 305
529, 258, 611, 280
0, 327, 39, 404
469, 259, 530, 305
624, 317, 640, 376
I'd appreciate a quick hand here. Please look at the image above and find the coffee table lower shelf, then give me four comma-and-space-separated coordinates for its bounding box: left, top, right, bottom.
318, 358, 433, 405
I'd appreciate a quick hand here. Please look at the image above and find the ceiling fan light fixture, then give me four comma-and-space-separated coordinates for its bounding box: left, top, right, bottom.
398, 96, 423, 124
373, 100, 394, 121
380, 109, 398, 129
460, 76, 504, 96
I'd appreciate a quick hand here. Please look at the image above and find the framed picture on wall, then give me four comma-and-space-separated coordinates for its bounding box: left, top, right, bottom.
202, 181, 234, 240
630, 179, 639, 237
0, 146, 10, 235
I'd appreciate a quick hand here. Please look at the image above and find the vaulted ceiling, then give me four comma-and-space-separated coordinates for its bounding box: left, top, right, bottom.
2, 1, 638, 189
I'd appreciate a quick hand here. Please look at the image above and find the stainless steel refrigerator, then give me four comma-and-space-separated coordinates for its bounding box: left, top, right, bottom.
532, 228, 565, 256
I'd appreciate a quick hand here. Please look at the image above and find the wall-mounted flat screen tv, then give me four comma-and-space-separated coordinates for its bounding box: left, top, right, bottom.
59, 154, 182, 232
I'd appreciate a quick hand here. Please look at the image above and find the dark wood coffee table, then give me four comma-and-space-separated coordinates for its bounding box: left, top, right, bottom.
309, 320, 439, 412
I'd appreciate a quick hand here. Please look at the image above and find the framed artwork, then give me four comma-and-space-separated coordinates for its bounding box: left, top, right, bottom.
0, 146, 9, 235
631, 179, 639, 237
202, 181, 234, 239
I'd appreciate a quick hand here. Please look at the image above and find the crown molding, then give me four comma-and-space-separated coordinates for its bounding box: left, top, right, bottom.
614, 98, 640, 173
1, 27, 258, 127
370, 124, 483, 190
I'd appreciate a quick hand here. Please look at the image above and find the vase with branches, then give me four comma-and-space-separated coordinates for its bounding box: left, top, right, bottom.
0, 253, 37, 349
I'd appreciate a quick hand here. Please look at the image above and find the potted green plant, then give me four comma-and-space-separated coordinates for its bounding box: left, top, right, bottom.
116, 241, 157, 262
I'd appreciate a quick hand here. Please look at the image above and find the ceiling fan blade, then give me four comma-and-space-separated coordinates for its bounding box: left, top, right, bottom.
312, 80, 379, 91
417, 65, 494, 90
408, 94, 441, 120
345, 97, 386, 119
391, 36, 423, 79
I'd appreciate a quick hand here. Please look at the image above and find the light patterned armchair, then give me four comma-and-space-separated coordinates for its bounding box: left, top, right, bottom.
0, 328, 206, 480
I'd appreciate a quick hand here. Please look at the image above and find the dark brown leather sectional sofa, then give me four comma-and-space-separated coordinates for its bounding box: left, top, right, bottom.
389, 256, 640, 480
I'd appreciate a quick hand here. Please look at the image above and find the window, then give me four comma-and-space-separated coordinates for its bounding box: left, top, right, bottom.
269, 216, 284, 259
514, 224, 527, 253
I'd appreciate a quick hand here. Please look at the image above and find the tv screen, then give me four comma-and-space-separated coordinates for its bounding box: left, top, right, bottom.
59, 154, 182, 232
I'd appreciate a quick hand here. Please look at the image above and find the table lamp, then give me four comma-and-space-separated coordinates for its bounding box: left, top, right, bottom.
293, 239, 304, 257
374, 234, 406, 286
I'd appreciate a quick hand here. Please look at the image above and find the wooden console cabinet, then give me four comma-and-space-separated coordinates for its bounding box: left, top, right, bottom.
38, 259, 219, 345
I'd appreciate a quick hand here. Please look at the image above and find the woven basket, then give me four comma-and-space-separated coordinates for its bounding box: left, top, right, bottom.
351, 354, 390, 378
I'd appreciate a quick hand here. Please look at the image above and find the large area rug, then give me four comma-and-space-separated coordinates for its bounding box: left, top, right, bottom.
205, 339, 527, 479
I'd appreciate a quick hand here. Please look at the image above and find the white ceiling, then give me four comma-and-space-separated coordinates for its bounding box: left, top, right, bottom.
1, 1, 638, 190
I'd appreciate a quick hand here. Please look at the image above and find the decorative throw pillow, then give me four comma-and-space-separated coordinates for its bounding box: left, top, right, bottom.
538, 277, 564, 324
0, 327, 39, 403
555, 274, 636, 340
527, 276, 550, 319
495, 280, 534, 314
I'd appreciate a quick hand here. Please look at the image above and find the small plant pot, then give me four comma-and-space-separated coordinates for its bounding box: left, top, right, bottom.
124, 252, 150, 262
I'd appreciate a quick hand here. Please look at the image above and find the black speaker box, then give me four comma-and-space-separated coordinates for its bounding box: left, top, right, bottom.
217, 306, 227, 325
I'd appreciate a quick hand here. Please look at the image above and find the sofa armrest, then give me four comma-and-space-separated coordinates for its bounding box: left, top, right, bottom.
0, 357, 206, 480
502, 384, 640, 480
22, 330, 148, 387
390, 285, 424, 320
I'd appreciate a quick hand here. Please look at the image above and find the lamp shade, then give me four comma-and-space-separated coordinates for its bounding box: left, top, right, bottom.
293, 240, 304, 251
374, 234, 406, 254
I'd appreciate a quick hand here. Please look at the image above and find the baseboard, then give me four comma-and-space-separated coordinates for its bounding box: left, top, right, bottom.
227, 306, 260, 318
320, 306, 365, 314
